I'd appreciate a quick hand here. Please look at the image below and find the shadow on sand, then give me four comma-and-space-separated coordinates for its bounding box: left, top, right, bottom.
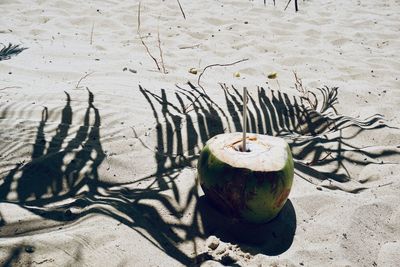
0, 82, 398, 265
0, 43, 27, 62
198, 196, 296, 256
0, 89, 198, 266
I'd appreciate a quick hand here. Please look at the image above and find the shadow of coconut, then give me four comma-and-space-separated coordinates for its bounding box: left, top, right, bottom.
197, 195, 296, 256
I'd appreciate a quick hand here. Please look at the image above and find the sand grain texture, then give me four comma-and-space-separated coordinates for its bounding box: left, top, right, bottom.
1, 0, 400, 266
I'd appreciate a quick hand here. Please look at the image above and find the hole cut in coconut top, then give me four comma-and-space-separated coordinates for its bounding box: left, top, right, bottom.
207, 133, 290, 172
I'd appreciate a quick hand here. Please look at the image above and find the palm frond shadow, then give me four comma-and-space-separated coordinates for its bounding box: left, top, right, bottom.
178, 81, 396, 186
0, 43, 27, 61
1, 246, 24, 267
0, 81, 398, 265
182, 82, 397, 192
0, 89, 202, 266
132, 81, 398, 258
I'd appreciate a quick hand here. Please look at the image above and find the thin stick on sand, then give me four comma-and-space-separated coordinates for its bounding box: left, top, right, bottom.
284, 0, 292, 11
176, 0, 186, 19
157, 23, 166, 74
182, 58, 248, 112
284, 0, 299, 12
197, 58, 248, 94
75, 71, 94, 89
137, 2, 162, 72
179, 43, 200, 49
90, 22, 94, 45
242, 87, 248, 152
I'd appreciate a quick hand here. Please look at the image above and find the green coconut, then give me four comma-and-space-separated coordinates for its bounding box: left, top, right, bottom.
197, 132, 294, 223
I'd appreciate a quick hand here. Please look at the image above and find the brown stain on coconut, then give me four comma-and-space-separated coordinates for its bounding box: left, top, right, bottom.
274, 188, 290, 209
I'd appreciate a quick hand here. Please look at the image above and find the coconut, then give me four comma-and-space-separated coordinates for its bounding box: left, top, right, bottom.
197, 132, 294, 223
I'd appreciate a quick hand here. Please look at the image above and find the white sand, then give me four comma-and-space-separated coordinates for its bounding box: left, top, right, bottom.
1, 0, 399, 266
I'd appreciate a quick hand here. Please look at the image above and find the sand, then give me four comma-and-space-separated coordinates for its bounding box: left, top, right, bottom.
1, 0, 399, 266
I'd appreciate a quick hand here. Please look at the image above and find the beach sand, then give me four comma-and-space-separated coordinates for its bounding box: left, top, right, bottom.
1, 0, 400, 266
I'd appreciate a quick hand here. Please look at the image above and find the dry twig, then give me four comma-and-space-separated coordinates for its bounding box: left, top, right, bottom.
284, 0, 292, 10
293, 71, 317, 110
157, 24, 166, 74
179, 44, 200, 49
137, 2, 165, 73
90, 22, 95, 45
197, 58, 249, 94
181, 58, 248, 113
75, 71, 94, 89
176, 0, 186, 19
284, 0, 299, 11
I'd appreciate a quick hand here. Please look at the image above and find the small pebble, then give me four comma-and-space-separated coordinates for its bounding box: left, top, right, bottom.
206, 236, 220, 250
189, 68, 198, 75
25, 246, 35, 253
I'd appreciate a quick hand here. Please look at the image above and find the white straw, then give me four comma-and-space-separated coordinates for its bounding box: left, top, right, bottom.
242, 87, 248, 152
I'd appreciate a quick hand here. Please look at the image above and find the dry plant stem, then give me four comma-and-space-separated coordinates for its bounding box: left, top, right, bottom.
179, 44, 200, 49
242, 87, 248, 152
284, 0, 292, 10
137, 2, 162, 72
276, 79, 281, 90
293, 71, 317, 110
197, 58, 249, 94
75, 71, 94, 89
377, 182, 394, 188
137, 2, 141, 29
176, 0, 186, 19
90, 22, 94, 45
130, 126, 190, 158
285, 0, 299, 11
157, 26, 166, 74
182, 58, 249, 112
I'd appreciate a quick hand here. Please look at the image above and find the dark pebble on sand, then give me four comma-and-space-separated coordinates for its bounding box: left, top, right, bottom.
25, 246, 35, 253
